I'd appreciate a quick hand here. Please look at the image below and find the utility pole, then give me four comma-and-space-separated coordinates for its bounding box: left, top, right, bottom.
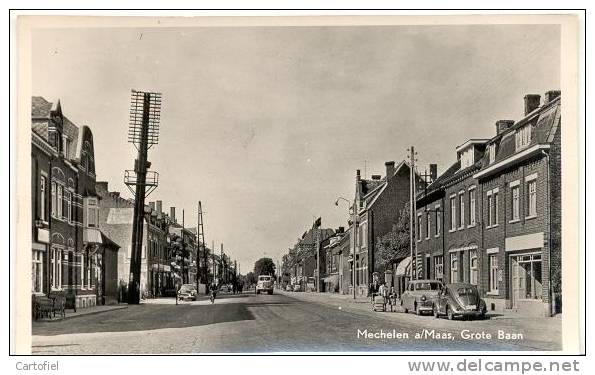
407, 146, 418, 281
197, 201, 206, 293
125, 90, 161, 305
182, 209, 186, 284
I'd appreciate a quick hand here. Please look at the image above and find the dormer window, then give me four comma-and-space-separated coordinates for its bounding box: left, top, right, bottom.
488, 143, 496, 164
460, 147, 474, 169
515, 124, 532, 150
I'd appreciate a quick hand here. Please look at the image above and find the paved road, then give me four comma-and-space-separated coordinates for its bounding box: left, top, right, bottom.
32, 292, 560, 354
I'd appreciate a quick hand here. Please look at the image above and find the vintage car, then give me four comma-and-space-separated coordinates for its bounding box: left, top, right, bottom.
293, 284, 302, 292
285, 284, 293, 292
433, 283, 487, 320
400, 279, 443, 315
177, 284, 198, 301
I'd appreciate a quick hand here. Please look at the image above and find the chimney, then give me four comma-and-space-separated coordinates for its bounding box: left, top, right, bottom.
385, 161, 396, 178
170, 207, 176, 223
149, 202, 155, 211
156, 200, 163, 214
524, 94, 541, 116
371, 175, 381, 180
96, 181, 108, 193
429, 164, 438, 182
356, 169, 361, 181
544, 90, 561, 104
338, 226, 344, 233
495, 120, 515, 135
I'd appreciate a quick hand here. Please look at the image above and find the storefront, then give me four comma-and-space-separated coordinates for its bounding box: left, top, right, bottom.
505, 232, 547, 316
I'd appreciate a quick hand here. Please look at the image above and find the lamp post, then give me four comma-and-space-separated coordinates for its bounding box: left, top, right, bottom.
335, 196, 357, 300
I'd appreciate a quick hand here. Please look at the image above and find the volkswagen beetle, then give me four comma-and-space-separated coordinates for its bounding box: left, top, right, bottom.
400, 279, 443, 315
433, 283, 487, 320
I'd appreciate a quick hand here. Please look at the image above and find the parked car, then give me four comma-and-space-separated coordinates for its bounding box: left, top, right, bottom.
285, 284, 293, 292
400, 279, 443, 315
293, 284, 301, 292
256, 275, 274, 295
178, 284, 198, 301
433, 283, 487, 320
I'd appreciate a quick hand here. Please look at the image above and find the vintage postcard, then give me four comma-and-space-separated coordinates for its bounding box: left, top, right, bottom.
12, 13, 582, 355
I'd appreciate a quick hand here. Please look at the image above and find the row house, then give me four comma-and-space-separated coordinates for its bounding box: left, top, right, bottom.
96, 182, 173, 299
415, 91, 561, 317
31, 96, 119, 309
321, 227, 349, 293
353, 161, 425, 296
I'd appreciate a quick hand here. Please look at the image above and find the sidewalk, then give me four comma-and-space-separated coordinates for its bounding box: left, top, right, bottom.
33, 304, 128, 323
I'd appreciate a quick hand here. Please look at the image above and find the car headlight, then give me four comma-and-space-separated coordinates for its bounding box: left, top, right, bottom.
420, 295, 427, 302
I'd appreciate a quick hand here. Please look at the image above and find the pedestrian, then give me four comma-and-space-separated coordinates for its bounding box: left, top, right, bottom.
388, 286, 397, 312
380, 283, 389, 311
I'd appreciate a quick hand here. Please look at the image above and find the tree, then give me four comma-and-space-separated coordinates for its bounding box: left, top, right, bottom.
254, 257, 276, 278
375, 204, 411, 271
245, 271, 257, 285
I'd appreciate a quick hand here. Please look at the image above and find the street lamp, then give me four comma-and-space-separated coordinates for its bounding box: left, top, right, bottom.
335, 196, 357, 300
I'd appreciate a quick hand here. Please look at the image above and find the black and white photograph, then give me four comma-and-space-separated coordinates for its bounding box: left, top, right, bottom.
11, 13, 582, 356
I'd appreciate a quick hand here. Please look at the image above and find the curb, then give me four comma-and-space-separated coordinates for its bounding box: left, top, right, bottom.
35, 305, 128, 322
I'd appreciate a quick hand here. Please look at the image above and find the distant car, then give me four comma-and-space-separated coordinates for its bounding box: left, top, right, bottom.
293, 284, 301, 292
178, 284, 198, 301
400, 279, 443, 315
285, 284, 293, 292
433, 283, 487, 320
256, 275, 274, 295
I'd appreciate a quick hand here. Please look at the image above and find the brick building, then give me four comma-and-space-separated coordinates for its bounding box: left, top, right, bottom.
415, 91, 561, 317
31, 96, 117, 309
96, 182, 172, 299
353, 161, 424, 296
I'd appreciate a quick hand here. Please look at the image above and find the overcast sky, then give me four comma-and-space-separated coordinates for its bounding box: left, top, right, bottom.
31, 23, 560, 270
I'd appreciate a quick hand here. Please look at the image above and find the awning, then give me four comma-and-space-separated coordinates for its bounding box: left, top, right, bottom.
83, 227, 102, 244
395, 256, 412, 277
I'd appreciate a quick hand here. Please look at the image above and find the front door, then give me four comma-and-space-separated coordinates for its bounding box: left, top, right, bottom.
511, 257, 524, 308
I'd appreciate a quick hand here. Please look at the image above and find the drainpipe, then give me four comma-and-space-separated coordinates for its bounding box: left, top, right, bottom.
542, 150, 552, 316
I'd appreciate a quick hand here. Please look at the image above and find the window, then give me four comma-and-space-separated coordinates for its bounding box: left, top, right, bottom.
417, 214, 422, 241
512, 253, 542, 300
511, 186, 520, 221
489, 255, 499, 293
488, 143, 496, 164
450, 196, 456, 231
39, 176, 46, 221
32, 250, 43, 293
470, 250, 478, 285
460, 148, 474, 169
435, 206, 441, 236
51, 247, 62, 289
57, 185, 63, 218
515, 124, 532, 150
459, 193, 465, 228
426, 212, 431, 239
450, 253, 459, 283
51, 182, 57, 217
86, 198, 99, 228
64, 191, 72, 223
528, 180, 537, 217
434, 256, 443, 281
487, 189, 499, 227
469, 189, 476, 226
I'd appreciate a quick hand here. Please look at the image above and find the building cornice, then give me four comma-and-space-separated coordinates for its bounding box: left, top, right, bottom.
473, 144, 550, 180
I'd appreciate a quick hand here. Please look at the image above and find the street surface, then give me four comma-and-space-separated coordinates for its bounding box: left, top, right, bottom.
32, 291, 561, 354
